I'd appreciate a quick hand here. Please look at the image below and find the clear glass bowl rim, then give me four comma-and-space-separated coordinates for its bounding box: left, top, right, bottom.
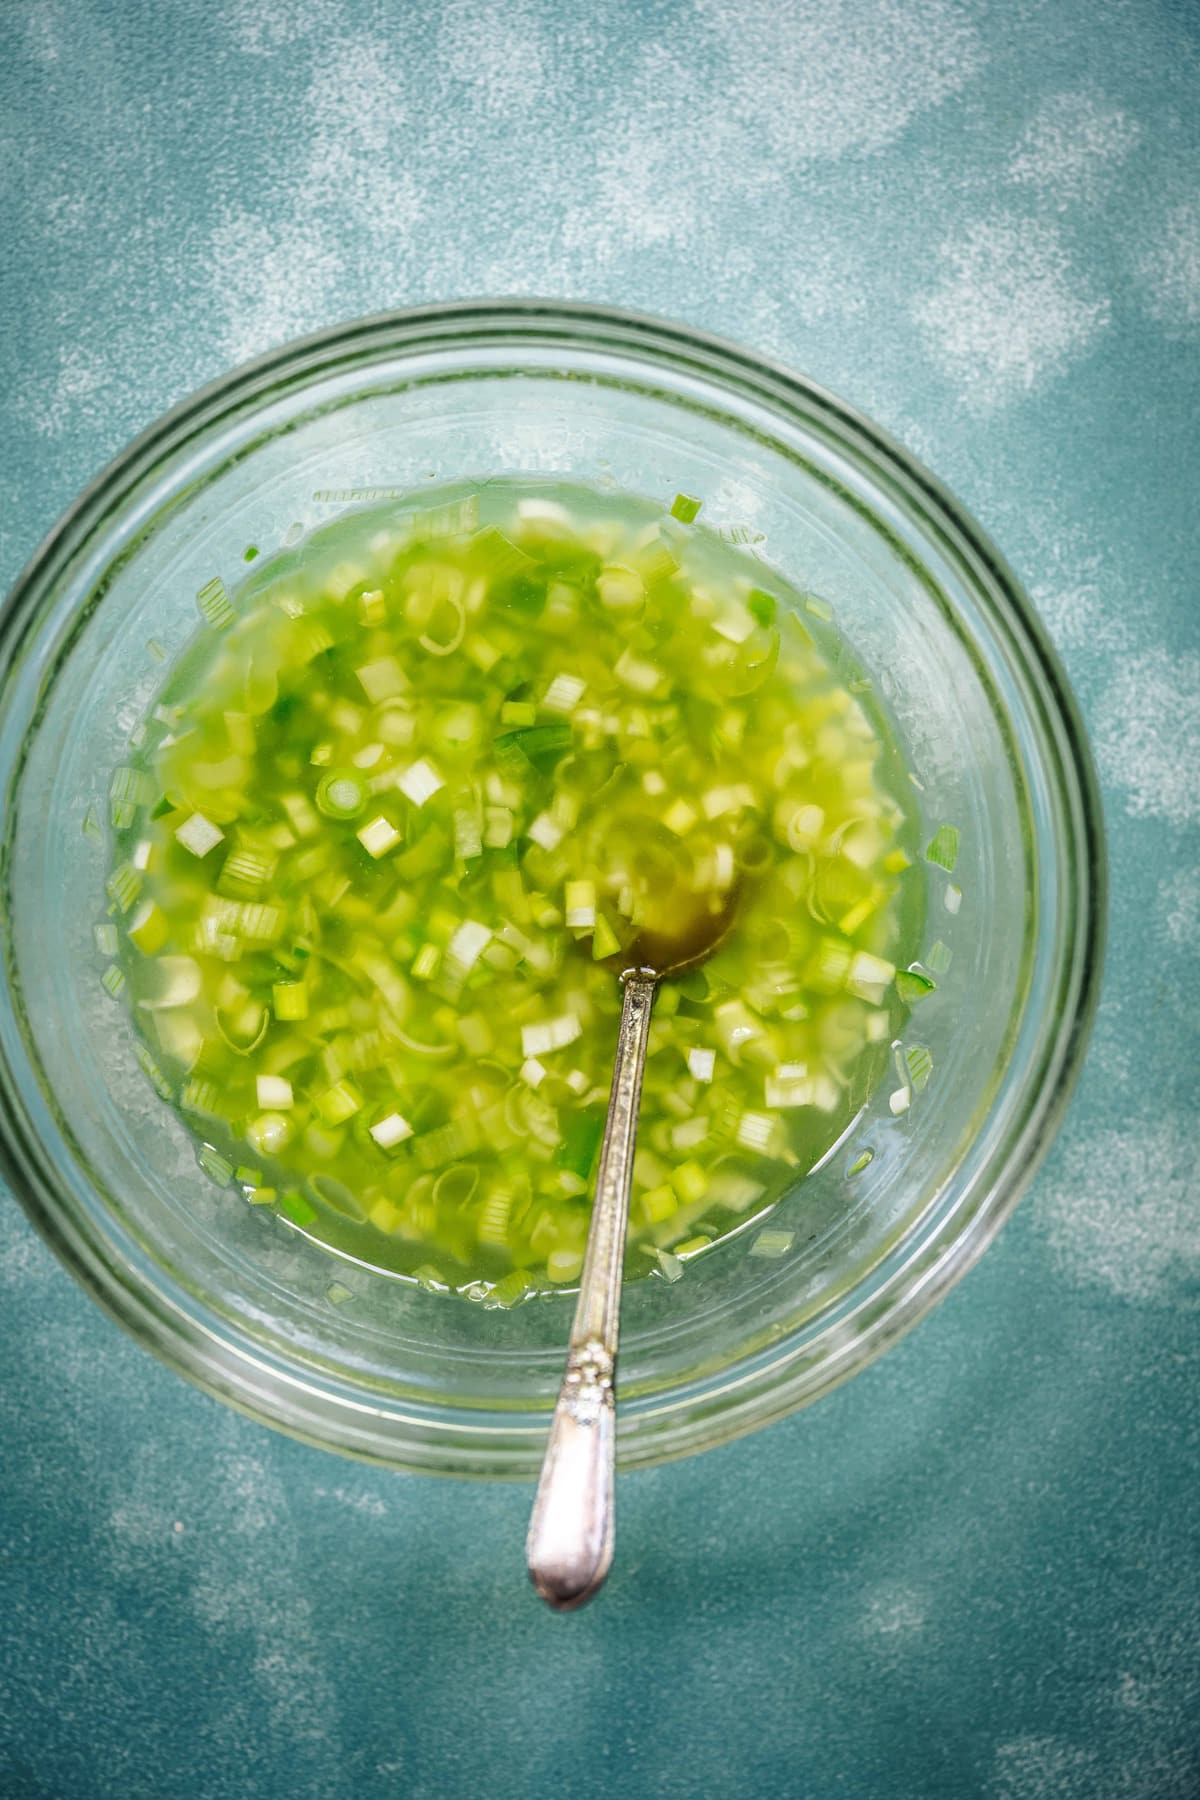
0, 300, 1106, 1477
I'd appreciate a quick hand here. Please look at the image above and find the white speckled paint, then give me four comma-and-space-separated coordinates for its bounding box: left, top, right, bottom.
696, 0, 985, 164
1158, 868, 1199, 948
1095, 647, 1200, 828
912, 215, 1111, 410
208, 207, 346, 366
437, 0, 550, 114
991, 1736, 1096, 1798
1008, 91, 1141, 205
859, 1582, 929, 1638
1032, 564, 1133, 662
1033, 1115, 1200, 1305
1135, 196, 1200, 331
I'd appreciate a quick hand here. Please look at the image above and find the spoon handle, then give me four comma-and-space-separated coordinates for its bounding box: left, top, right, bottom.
526, 971, 658, 1610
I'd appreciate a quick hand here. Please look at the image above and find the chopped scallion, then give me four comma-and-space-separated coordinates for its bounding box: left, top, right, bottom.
925, 823, 960, 872
105, 480, 921, 1295
196, 576, 235, 630
316, 770, 368, 819
357, 815, 401, 858
670, 493, 702, 524
175, 813, 224, 859
895, 967, 936, 1003
749, 1228, 793, 1258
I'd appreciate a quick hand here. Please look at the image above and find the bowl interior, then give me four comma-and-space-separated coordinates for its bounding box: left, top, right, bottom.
0, 309, 1098, 1474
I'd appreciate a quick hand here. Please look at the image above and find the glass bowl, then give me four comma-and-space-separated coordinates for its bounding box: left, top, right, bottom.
0, 303, 1104, 1477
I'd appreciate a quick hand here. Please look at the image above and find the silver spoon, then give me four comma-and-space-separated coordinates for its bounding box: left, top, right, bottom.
526, 878, 739, 1610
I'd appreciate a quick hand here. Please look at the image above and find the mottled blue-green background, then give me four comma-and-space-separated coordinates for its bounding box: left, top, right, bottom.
2, 2, 1198, 1795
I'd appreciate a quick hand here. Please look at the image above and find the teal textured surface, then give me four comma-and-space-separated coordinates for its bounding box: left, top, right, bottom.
2, 3, 1197, 1796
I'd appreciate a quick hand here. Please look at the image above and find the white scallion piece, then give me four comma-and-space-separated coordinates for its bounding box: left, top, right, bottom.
671, 1116, 710, 1152
847, 950, 895, 1001
418, 595, 466, 657
811, 1073, 841, 1112
542, 672, 586, 714
711, 603, 756, 644
356, 655, 409, 703
749, 1228, 794, 1259
551, 789, 579, 830
527, 811, 564, 851
356, 815, 401, 858
711, 842, 736, 889
175, 813, 224, 858
765, 1074, 814, 1108
256, 1074, 294, 1109
714, 999, 762, 1060
564, 880, 596, 928
396, 759, 444, 808
778, 800, 825, 851
246, 1112, 292, 1156
736, 1111, 778, 1154
446, 919, 491, 975
370, 1112, 413, 1149
613, 647, 665, 695
708, 1170, 766, 1211
687, 1047, 715, 1083
521, 1014, 582, 1058
517, 496, 572, 527
454, 807, 482, 861
596, 566, 645, 611
483, 806, 513, 848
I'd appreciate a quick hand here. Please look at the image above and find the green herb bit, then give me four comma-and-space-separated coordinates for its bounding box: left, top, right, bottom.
278, 1190, 318, 1227
749, 1228, 794, 1258
747, 588, 777, 627
196, 576, 235, 630
106, 862, 142, 913
197, 1144, 235, 1186
109, 766, 153, 829
895, 967, 937, 1003
925, 822, 959, 872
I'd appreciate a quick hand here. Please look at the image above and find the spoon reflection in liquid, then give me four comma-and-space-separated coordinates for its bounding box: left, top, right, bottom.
526, 851, 740, 1611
